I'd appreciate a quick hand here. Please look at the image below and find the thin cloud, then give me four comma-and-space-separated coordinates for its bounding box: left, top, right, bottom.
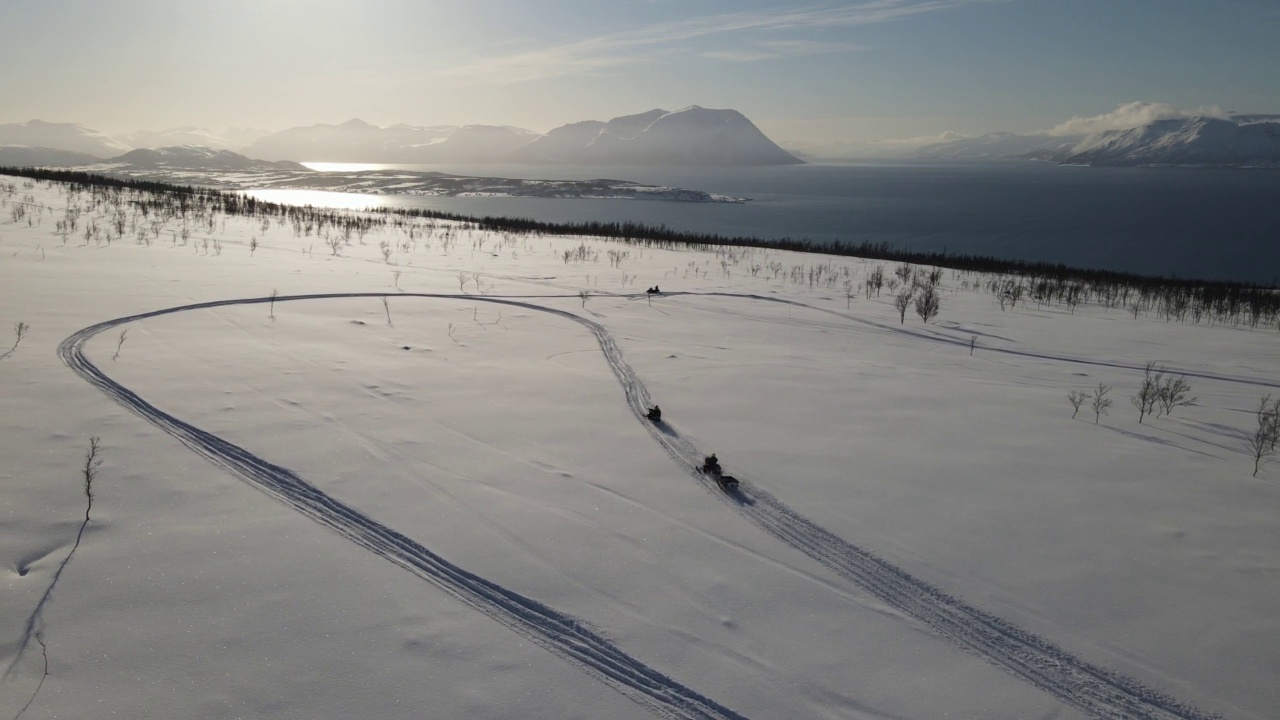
703, 40, 865, 62
1047, 101, 1227, 137
442, 1, 1001, 84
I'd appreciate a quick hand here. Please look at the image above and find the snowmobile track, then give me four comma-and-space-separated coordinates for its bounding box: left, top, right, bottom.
60, 292, 1223, 720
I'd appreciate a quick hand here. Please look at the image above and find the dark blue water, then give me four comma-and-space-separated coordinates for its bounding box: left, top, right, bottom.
254, 161, 1280, 284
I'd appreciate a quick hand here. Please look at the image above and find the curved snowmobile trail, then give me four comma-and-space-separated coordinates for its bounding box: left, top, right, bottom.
58, 293, 745, 720
59, 292, 1222, 720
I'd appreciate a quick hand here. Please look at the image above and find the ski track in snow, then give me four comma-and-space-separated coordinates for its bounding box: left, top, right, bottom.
58, 292, 1229, 720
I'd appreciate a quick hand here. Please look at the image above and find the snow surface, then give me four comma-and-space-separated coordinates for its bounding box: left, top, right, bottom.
1, 175, 1278, 720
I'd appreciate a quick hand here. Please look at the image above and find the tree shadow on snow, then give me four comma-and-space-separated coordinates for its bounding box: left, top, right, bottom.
1100, 423, 1223, 460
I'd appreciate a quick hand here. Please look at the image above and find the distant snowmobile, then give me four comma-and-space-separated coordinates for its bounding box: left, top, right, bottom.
645, 405, 662, 422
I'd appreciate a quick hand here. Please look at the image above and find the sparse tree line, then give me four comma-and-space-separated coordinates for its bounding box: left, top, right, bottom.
1065, 363, 1280, 476
5, 168, 1276, 323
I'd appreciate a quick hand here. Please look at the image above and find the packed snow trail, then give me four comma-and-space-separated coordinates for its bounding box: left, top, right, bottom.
58, 294, 745, 720
59, 293, 1222, 720
690, 292, 1280, 390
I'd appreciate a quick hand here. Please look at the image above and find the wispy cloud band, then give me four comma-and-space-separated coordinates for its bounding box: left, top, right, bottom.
441, 1, 999, 84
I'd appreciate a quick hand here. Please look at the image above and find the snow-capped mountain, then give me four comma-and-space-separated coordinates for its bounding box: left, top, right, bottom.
515, 107, 801, 166
245, 118, 535, 163
1053, 117, 1280, 166
510, 109, 670, 163
115, 127, 241, 152
105, 146, 308, 171
0, 120, 131, 158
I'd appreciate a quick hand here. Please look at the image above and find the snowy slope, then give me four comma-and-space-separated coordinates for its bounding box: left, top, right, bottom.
115, 127, 241, 151
594, 106, 802, 165
510, 110, 671, 164
1, 174, 1276, 720
1058, 117, 1280, 166
0, 120, 130, 157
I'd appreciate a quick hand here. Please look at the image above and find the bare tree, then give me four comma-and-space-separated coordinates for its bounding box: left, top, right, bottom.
1091, 384, 1113, 424
1068, 390, 1088, 419
0, 320, 28, 361
1157, 374, 1197, 416
893, 288, 914, 324
865, 265, 884, 298
1130, 361, 1163, 423
382, 296, 393, 327
914, 283, 941, 323
1245, 395, 1279, 477
579, 289, 590, 308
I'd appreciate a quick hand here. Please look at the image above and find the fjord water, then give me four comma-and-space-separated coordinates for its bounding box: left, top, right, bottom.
253, 161, 1280, 284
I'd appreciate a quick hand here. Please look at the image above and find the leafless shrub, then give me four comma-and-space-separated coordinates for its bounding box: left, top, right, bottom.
112, 329, 128, 362
1068, 390, 1088, 419
1157, 374, 1197, 416
0, 320, 28, 361
1091, 384, 1113, 424
914, 282, 941, 323
1130, 361, 1163, 424
1245, 395, 1280, 477
893, 288, 914, 324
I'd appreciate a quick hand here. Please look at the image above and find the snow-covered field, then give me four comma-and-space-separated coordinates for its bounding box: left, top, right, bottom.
1, 175, 1276, 720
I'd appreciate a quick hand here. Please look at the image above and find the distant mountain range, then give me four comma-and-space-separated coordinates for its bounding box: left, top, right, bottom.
4, 110, 1278, 169
841, 113, 1280, 167
0, 119, 130, 157
0, 107, 802, 168
1050, 117, 1280, 166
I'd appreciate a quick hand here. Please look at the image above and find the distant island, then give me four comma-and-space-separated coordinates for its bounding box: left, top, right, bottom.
20, 145, 748, 203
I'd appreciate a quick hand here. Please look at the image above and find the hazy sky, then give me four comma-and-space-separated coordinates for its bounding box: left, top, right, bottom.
2, 0, 1278, 144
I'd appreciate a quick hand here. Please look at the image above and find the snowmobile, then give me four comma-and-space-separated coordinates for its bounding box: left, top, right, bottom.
645, 405, 662, 422
700, 454, 738, 491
